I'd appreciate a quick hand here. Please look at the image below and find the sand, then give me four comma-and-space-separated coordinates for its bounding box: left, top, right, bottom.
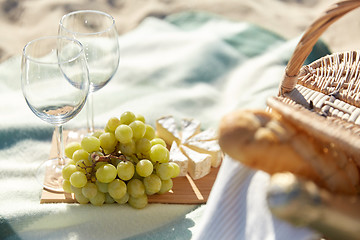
0, 0, 359, 63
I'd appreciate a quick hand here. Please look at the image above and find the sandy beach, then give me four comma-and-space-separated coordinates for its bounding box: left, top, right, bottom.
0, 0, 359, 63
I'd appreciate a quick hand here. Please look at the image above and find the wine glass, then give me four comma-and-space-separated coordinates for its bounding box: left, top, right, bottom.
21, 36, 90, 192
59, 10, 120, 133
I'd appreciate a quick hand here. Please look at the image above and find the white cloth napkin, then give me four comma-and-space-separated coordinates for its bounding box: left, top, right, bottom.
193, 157, 319, 240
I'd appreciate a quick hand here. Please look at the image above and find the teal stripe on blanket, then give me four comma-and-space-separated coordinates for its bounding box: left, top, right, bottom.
0, 217, 21, 240
166, 11, 330, 61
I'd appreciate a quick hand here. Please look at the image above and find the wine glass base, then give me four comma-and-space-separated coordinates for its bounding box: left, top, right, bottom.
36, 158, 69, 193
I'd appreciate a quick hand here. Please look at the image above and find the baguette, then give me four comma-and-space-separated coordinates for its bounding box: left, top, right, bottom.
218, 108, 359, 194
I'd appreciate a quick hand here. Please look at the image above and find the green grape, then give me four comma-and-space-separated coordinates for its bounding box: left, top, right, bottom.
128, 194, 148, 209
150, 144, 170, 163
143, 124, 156, 140
81, 136, 101, 153
117, 161, 135, 181
120, 111, 136, 125
169, 162, 180, 178
70, 185, 83, 195
62, 164, 77, 180
158, 179, 173, 194
72, 149, 90, 163
96, 180, 108, 193
138, 151, 151, 160
118, 140, 136, 156
104, 124, 112, 133
108, 179, 127, 199
114, 192, 129, 204
82, 182, 98, 199
107, 117, 121, 132
115, 124, 133, 143
99, 132, 117, 151
150, 138, 167, 147
90, 191, 105, 206
92, 130, 104, 138
75, 192, 89, 204
136, 138, 151, 154
143, 174, 161, 195
136, 114, 145, 123
127, 178, 145, 198
62, 179, 72, 193
129, 120, 146, 139
76, 158, 92, 174
156, 163, 174, 180
96, 164, 117, 183
70, 171, 87, 188
65, 142, 82, 159
136, 159, 153, 177
65, 159, 76, 166
94, 161, 107, 171
103, 148, 114, 155
105, 193, 115, 204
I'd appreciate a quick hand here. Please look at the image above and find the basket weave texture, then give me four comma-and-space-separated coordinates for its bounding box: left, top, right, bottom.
289, 51, 360, 125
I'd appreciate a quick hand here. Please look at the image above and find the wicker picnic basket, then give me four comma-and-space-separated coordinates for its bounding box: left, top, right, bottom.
270, 0, 360, 184
268, 0, 360, 189
218, 1, 360, 239
278, 0, 360, 124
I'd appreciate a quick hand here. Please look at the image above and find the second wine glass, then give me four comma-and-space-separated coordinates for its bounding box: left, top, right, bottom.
59, 10, 120, 133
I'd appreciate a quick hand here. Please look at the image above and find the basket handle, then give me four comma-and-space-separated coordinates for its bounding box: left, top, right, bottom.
279, 0, 360, 95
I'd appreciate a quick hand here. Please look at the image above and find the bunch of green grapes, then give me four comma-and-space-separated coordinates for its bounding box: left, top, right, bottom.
62, 111, 180, 209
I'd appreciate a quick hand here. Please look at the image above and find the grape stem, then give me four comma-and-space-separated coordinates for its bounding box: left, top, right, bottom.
97, 154, 127, 162
81, 152, 129, 182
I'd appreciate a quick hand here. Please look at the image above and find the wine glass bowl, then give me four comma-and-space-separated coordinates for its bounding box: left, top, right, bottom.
21, 36, 89, 192
59, 10, 120, 132
22, 37, 89, 125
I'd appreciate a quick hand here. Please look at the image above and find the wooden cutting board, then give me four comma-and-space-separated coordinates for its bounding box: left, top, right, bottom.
40, 130, 220, 204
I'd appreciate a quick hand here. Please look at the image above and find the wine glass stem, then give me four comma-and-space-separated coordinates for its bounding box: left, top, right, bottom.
55, 125, 65, 166
87, 92, 95, 133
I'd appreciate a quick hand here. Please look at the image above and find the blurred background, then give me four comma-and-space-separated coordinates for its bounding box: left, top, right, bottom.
0, 0, 359, 63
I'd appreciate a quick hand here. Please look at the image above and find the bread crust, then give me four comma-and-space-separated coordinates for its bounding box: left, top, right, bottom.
218, 109, 359, 194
